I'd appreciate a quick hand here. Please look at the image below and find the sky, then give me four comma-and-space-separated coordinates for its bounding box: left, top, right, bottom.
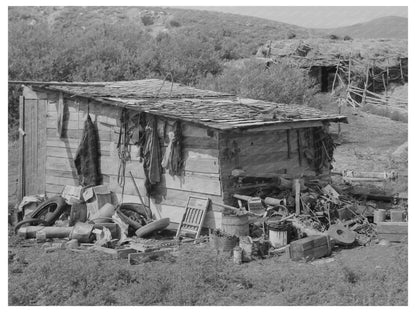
182, 6, 408, 28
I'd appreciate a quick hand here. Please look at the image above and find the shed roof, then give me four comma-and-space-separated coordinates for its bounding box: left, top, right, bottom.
266, 38, 408, 68
37, 79, 347, 130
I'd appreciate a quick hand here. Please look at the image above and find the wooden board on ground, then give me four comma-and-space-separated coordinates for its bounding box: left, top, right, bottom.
289, 235, 331, 261
377, 222, 408, 242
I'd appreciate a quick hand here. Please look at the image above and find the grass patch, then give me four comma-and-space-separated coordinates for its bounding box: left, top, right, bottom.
8, 235, 407, 306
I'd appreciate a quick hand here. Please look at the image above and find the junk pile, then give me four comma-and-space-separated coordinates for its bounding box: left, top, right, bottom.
13, 184, 175, 262
211, 177, 407, 263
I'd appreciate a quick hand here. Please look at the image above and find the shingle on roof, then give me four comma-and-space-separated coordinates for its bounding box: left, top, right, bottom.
47, 79, 232, 99
40, 79, 347, 130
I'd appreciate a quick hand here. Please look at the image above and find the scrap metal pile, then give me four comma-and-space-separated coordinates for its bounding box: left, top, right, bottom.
219, 176, 408, 263
12, 185, 176, 262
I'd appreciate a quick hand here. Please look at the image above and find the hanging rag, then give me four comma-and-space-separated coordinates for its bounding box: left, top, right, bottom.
74, 114, 102, 187
117, 109, 131, 192
56, 92, 65, 138
143, 115, 161, 196
168, 120, 183, 176
161, 131, 175, 169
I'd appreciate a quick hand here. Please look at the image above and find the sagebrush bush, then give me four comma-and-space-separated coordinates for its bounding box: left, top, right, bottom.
198, 59, 317, 105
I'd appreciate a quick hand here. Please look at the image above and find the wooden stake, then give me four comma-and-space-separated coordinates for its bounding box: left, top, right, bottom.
361, 64, 369, 105
295, 179, 301, 216
337, 99, 342, 135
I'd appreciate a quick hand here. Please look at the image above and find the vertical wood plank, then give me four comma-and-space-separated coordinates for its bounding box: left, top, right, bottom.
17, 96, 25, 201
296, 129, 302, 166
286, 129, 291, 159
34, 99, 39, 193
37, 99, 47, 195
25, 99, 33, 195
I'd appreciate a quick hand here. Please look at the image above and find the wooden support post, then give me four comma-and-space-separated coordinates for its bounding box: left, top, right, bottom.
296, 129, 302, 166
399, 58, 405, 83
17, 96, 25, 202
337, 99, 342, 135
331, 58, 341, 94
382, 74, 388, 104
361, 65, 369, 106
295, 179, 301, 216
347, 52, 352, 86
286, 129, 291, 159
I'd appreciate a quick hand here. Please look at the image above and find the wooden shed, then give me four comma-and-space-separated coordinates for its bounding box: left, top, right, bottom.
17, 79, 347, 229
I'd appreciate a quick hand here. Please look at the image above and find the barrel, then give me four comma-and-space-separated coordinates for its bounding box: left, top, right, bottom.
374, 209, 386, 223
221, 214, 249, 236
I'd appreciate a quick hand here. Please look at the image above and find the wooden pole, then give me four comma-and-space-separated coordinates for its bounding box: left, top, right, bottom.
129, 171, 146, 208
399, 58, 405, 83
361, 64, 369, 105
295, 179, 301, 216
348, 52, 352, 86
337, 99, 342, 135
382, 73, 388, 104
331, 58, 341, 94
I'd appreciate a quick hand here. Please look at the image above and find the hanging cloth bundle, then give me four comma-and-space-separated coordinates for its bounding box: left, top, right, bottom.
117, 109, 131, 195
169, 120, 183, 176
143, 115, 161, 196
56, 92, 65, 138
74, 114, 102, 187
161, 120, 183, 176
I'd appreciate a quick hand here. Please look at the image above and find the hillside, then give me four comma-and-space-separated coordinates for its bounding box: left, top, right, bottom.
323, 16, 408, 39
8, 6, 315, 54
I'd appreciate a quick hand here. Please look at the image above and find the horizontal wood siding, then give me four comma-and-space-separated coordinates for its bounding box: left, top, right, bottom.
44, 93, 222, 228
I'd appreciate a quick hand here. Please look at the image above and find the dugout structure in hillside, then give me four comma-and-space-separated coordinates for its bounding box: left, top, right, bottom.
15, 79, 347, 229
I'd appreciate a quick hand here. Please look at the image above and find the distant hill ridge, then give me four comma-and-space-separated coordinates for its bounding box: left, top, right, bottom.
8, 7, 407, 41
323, 16, 408, 39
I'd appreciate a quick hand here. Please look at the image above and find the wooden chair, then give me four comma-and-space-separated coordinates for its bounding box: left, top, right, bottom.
175, 196, 210, 240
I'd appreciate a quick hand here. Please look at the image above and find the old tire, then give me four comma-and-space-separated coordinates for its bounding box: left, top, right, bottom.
14, 218, 49, 233
135, 218, 170, 238
116, 203, 149, 231
30, 196, 69, 225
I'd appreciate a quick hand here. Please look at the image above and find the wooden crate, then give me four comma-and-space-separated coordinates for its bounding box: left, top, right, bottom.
289, 235, 331, 261
377, 222, 408, 242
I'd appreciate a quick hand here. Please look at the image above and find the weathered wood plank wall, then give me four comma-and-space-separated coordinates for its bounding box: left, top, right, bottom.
218, 127, 330, 204
41, 92, 223, 228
